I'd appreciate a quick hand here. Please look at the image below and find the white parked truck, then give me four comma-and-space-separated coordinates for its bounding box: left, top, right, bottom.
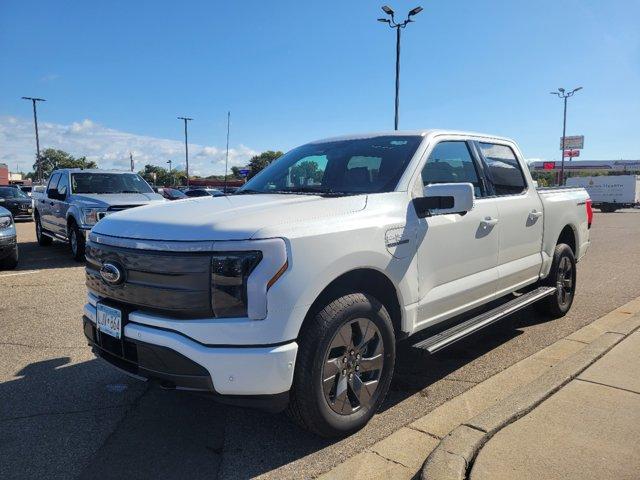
82, 130, 592, 437
566, 175, 640, 212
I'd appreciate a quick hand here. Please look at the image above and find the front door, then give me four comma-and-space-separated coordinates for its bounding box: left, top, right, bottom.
414, 140, 500, 329
50, 172, 71, 236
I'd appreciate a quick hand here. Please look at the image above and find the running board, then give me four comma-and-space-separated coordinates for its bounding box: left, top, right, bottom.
412, 286, 556, 354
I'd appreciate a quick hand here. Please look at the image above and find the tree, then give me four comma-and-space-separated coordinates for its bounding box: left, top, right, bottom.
138, 164, 186, 186
247, 150, 283, 179
35, 148, 97, 179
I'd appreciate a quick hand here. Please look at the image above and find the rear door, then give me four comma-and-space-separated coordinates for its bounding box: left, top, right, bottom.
475, 141, 544, 295
414, 139, 501, 328
41, 173, 60, 230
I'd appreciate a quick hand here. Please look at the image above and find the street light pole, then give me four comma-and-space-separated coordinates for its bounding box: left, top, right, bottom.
21, 97, 46, 182
224, 111, 230, 193
550, 87, 582, 186
177, 116, 193, 187
378, 5, 423, 130
166, 159, 173, 186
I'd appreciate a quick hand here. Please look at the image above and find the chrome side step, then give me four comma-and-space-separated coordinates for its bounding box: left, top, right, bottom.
412, 286, 556, 354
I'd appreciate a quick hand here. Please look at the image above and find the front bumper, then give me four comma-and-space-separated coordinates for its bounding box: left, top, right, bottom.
0, 234, 17, 259
83, 301, 298, 411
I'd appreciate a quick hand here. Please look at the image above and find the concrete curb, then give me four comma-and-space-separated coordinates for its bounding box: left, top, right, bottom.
421, 311, 640, 480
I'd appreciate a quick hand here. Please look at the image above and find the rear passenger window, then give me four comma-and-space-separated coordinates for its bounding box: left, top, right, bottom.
421, 141, 483, 197
478, 143, 526, 196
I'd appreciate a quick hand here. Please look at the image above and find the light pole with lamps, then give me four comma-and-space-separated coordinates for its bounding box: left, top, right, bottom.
550, 87, 582, 185
378, 5, 423, 130
21, 96, 46, 182
166, 159, 173, 186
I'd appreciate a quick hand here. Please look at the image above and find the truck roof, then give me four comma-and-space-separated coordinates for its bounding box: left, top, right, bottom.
311, 129, 514, 144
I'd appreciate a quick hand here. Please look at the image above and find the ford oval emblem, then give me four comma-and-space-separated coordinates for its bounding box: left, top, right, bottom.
100, 262, 124, 285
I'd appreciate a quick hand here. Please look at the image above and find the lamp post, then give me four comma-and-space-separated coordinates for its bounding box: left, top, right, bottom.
224, 111, 230, 193
550, 87, 582, 185
177, 116, 193, 187
166, 159, 173, 186
378, 5, 423, 130
21, 97, 46, 182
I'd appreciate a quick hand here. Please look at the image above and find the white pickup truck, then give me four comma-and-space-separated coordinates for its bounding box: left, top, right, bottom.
82, 130, 592, 437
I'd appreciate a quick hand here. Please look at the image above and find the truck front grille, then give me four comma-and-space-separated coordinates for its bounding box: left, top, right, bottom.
85, 241, 212, 318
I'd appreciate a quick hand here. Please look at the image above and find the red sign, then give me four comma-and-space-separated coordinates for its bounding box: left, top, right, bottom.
543, 162, 556, 170
563, 150, 580, 158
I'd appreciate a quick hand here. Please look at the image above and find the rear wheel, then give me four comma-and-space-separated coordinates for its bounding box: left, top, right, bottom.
68, 221, 86, 261
0, 246, 18, 270
287, 293, 395, 437
535, 243, 576, 318
35, 213, 52, 246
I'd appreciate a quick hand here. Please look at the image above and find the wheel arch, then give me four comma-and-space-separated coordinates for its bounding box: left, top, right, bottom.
557, 224, 576, 254
300, 268, 404, 340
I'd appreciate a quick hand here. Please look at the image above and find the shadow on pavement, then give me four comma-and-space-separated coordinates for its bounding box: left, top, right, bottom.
13, 240, 80, 271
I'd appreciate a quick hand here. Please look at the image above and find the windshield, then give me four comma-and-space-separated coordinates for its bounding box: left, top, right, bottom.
238, 135, 423, 196
71, 173, 154, 194
0, 187, 29, 199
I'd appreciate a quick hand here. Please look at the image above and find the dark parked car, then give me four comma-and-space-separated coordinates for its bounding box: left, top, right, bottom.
0, 186, 33, 221
158, 187, 188, 200
0, 206, 18, 269
184, 188, 225, 198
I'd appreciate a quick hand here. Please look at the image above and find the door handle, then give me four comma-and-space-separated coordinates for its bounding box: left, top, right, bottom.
483, 216, 499, 226
529, 210, 543, 218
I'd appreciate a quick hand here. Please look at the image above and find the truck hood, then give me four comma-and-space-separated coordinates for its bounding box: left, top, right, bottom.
91, 194, 367, 241
71, 192, 165, 207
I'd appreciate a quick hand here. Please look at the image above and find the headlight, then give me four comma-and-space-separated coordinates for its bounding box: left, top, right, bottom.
211, 251, 263, 318
0, 215, 13, 229
82, 208, 105, 226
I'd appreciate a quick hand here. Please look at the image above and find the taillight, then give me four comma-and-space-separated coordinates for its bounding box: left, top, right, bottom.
586, 199, 593, 229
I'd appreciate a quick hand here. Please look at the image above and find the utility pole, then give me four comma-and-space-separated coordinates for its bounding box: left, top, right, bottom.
177, 116, 193, 187
224, 111, 230, 193
378, 6, 423, 130
550, 87, 582, 185
129, 152, 134, 172
21, 97, 46, 182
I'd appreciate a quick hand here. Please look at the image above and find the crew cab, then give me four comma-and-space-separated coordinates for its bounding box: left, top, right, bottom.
82, 131, 591, 437
34, 169, 164, 260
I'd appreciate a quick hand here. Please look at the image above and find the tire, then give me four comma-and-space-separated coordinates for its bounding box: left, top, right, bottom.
0, 246, 18, 270
68, 221, 86, 262
535, 243, 576, 318
35, 213, 52, 246
287, 293, 396, 437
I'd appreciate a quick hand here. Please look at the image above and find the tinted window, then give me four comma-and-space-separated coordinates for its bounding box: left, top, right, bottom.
184, 189, 210, 197
47, 173, 60, 195
0, 187, 28, 199
478, 143, 526, 195
421, 141, 482, 197
57, 173, 69, 197
239, 136, 423, 195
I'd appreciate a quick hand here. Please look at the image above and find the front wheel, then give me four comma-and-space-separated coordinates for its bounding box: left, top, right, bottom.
287, 293, 396, 437
535, 243, 576, 318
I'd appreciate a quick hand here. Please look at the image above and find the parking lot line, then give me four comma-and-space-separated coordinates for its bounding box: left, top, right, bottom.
0, 269, 41, 278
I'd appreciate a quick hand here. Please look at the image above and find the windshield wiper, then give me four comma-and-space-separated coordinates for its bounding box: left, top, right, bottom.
234, 189, 263, 195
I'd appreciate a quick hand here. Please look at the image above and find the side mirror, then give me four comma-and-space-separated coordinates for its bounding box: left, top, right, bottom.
48, 188, 63, 200
413, 183, 475, 218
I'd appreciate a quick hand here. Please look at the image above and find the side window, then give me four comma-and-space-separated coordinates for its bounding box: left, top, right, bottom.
57, 174, 69, 197
47, 173, 60, 197
478, 143, 526, 196
421, 141, 483, 197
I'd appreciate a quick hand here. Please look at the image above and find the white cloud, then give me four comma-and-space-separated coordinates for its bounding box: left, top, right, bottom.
40, 73, 60, 82
0, 116, 257, 176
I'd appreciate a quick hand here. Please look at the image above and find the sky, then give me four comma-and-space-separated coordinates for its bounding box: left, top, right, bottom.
1, 0, 639, 176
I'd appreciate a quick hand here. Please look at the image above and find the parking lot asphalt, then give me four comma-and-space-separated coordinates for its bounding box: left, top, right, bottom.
1, 210, 639, 480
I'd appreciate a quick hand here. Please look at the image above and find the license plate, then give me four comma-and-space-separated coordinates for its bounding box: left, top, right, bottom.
96, 303, 122, 339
